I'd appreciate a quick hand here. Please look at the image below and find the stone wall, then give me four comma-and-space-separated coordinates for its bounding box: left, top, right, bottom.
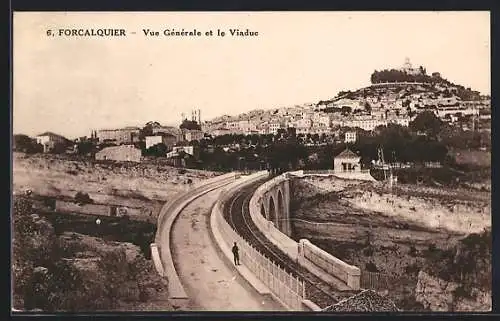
55, 200, 147, 219
299, 239, 360, 290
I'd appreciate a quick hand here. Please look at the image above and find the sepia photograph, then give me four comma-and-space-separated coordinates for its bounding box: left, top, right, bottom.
12, 11, 491, 313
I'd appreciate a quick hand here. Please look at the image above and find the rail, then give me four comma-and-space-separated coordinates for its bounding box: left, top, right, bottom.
211, 173, 308, 311
249, 173, 361, 291
360, 270, 401, 290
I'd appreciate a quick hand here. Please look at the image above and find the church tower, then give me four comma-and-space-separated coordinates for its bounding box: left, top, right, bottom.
403, 57, 412, 71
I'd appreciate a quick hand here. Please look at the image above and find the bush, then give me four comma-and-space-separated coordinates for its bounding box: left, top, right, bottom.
97, 250, 129, 307
405, 263, 421, 275
365, 261, 379, 272
453, 285, 474, 300
13, 195, 169, 312
43, 198, 56, 210
13, 135, 44, 154
12, 196, 59, 310
74, 192, 93, 205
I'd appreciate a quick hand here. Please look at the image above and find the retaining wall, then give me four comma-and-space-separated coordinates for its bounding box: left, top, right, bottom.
150, 243, 164, 276
290, 170, 376, 181
54, 200, 148, 218
151, 172, 238, 299
299, 239, 360, 290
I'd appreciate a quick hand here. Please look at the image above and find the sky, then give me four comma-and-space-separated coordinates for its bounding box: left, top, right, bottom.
13, 11, 490, 139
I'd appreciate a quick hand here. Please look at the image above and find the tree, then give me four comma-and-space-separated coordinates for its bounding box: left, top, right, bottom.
50, 142, 70, 154
364, 102, 372, 113
139, 123, 154, 140
13, 135, 43, 154
180, 119, 201, 131
145, 143, 168, 157
341, 106, 352, 115
76, 141, 95, 155
409, 111, 443, 136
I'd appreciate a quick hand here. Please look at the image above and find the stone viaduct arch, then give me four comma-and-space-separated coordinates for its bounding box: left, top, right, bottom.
269, 196, 277, 224
259, 178, 292, 237
260, 203, 267, 218
277, 191, 285, 231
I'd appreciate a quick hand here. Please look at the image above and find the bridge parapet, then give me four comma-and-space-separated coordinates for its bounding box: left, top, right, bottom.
249, 173, 298, 261
299, 239, 360, 290
152, 172, 238, 300
249, 172, 361, 291
211, 171, 308, 311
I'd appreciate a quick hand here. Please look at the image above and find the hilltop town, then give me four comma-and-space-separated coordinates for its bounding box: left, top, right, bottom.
202, 58, 489, 136
14, 58, 491, 172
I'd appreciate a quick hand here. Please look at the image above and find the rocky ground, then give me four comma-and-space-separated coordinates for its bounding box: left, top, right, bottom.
55, 232, 172, 311
12, 196, 172, 312
12, 153, 222, 312
289, 176, 491, 311
13, 152, 220, 221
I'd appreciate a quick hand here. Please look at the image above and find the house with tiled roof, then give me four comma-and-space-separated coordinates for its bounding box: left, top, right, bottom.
333, 147, 361, 172
35, 132, 70, 153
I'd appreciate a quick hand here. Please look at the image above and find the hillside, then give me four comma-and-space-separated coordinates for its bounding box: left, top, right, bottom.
12, 196, 173, 312
289, 176, 491, 311
203, 63, 489, 129
13, 152, 221, 221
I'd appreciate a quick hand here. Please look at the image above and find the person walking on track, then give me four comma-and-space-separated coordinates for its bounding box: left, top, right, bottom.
232, 242, 240, 265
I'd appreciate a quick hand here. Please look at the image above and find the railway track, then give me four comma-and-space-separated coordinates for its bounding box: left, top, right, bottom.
223, 178, 356, 309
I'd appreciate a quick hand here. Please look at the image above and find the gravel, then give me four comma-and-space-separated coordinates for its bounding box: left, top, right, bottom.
323, 289, 399, 312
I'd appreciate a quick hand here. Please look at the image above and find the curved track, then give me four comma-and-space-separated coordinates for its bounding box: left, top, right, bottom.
223, 178, 357, 309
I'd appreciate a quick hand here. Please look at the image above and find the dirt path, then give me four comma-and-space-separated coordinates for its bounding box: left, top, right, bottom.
171, 189, 283, 311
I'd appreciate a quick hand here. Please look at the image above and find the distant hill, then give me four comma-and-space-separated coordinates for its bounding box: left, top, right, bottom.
204, 62, 489, 125
316, 71, 484, 111
369, 68, 482, 101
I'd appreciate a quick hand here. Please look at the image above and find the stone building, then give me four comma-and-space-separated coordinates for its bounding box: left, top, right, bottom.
96, 127, 141, 145
145, 133, 177, 150
95, 145, 141, 162
183, 129, 204, 142
401, 57, 423, 76
333, 148, 361, 172
35, 132, 70, 153
344, 131, 357, 143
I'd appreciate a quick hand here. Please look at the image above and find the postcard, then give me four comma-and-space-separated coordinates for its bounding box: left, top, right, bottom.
12, 11, 491, 313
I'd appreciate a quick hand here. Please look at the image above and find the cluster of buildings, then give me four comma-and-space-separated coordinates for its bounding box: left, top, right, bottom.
31, 115, 206, 164
201, 107, 410, 136
28, 59, 490, 164
200, 59, 490, 137
94, 122, 204, 148
91, 119, 203, 164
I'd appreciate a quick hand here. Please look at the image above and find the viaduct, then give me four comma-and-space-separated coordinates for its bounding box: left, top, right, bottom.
152, 169, 380, 311
256, 175, 292, 237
